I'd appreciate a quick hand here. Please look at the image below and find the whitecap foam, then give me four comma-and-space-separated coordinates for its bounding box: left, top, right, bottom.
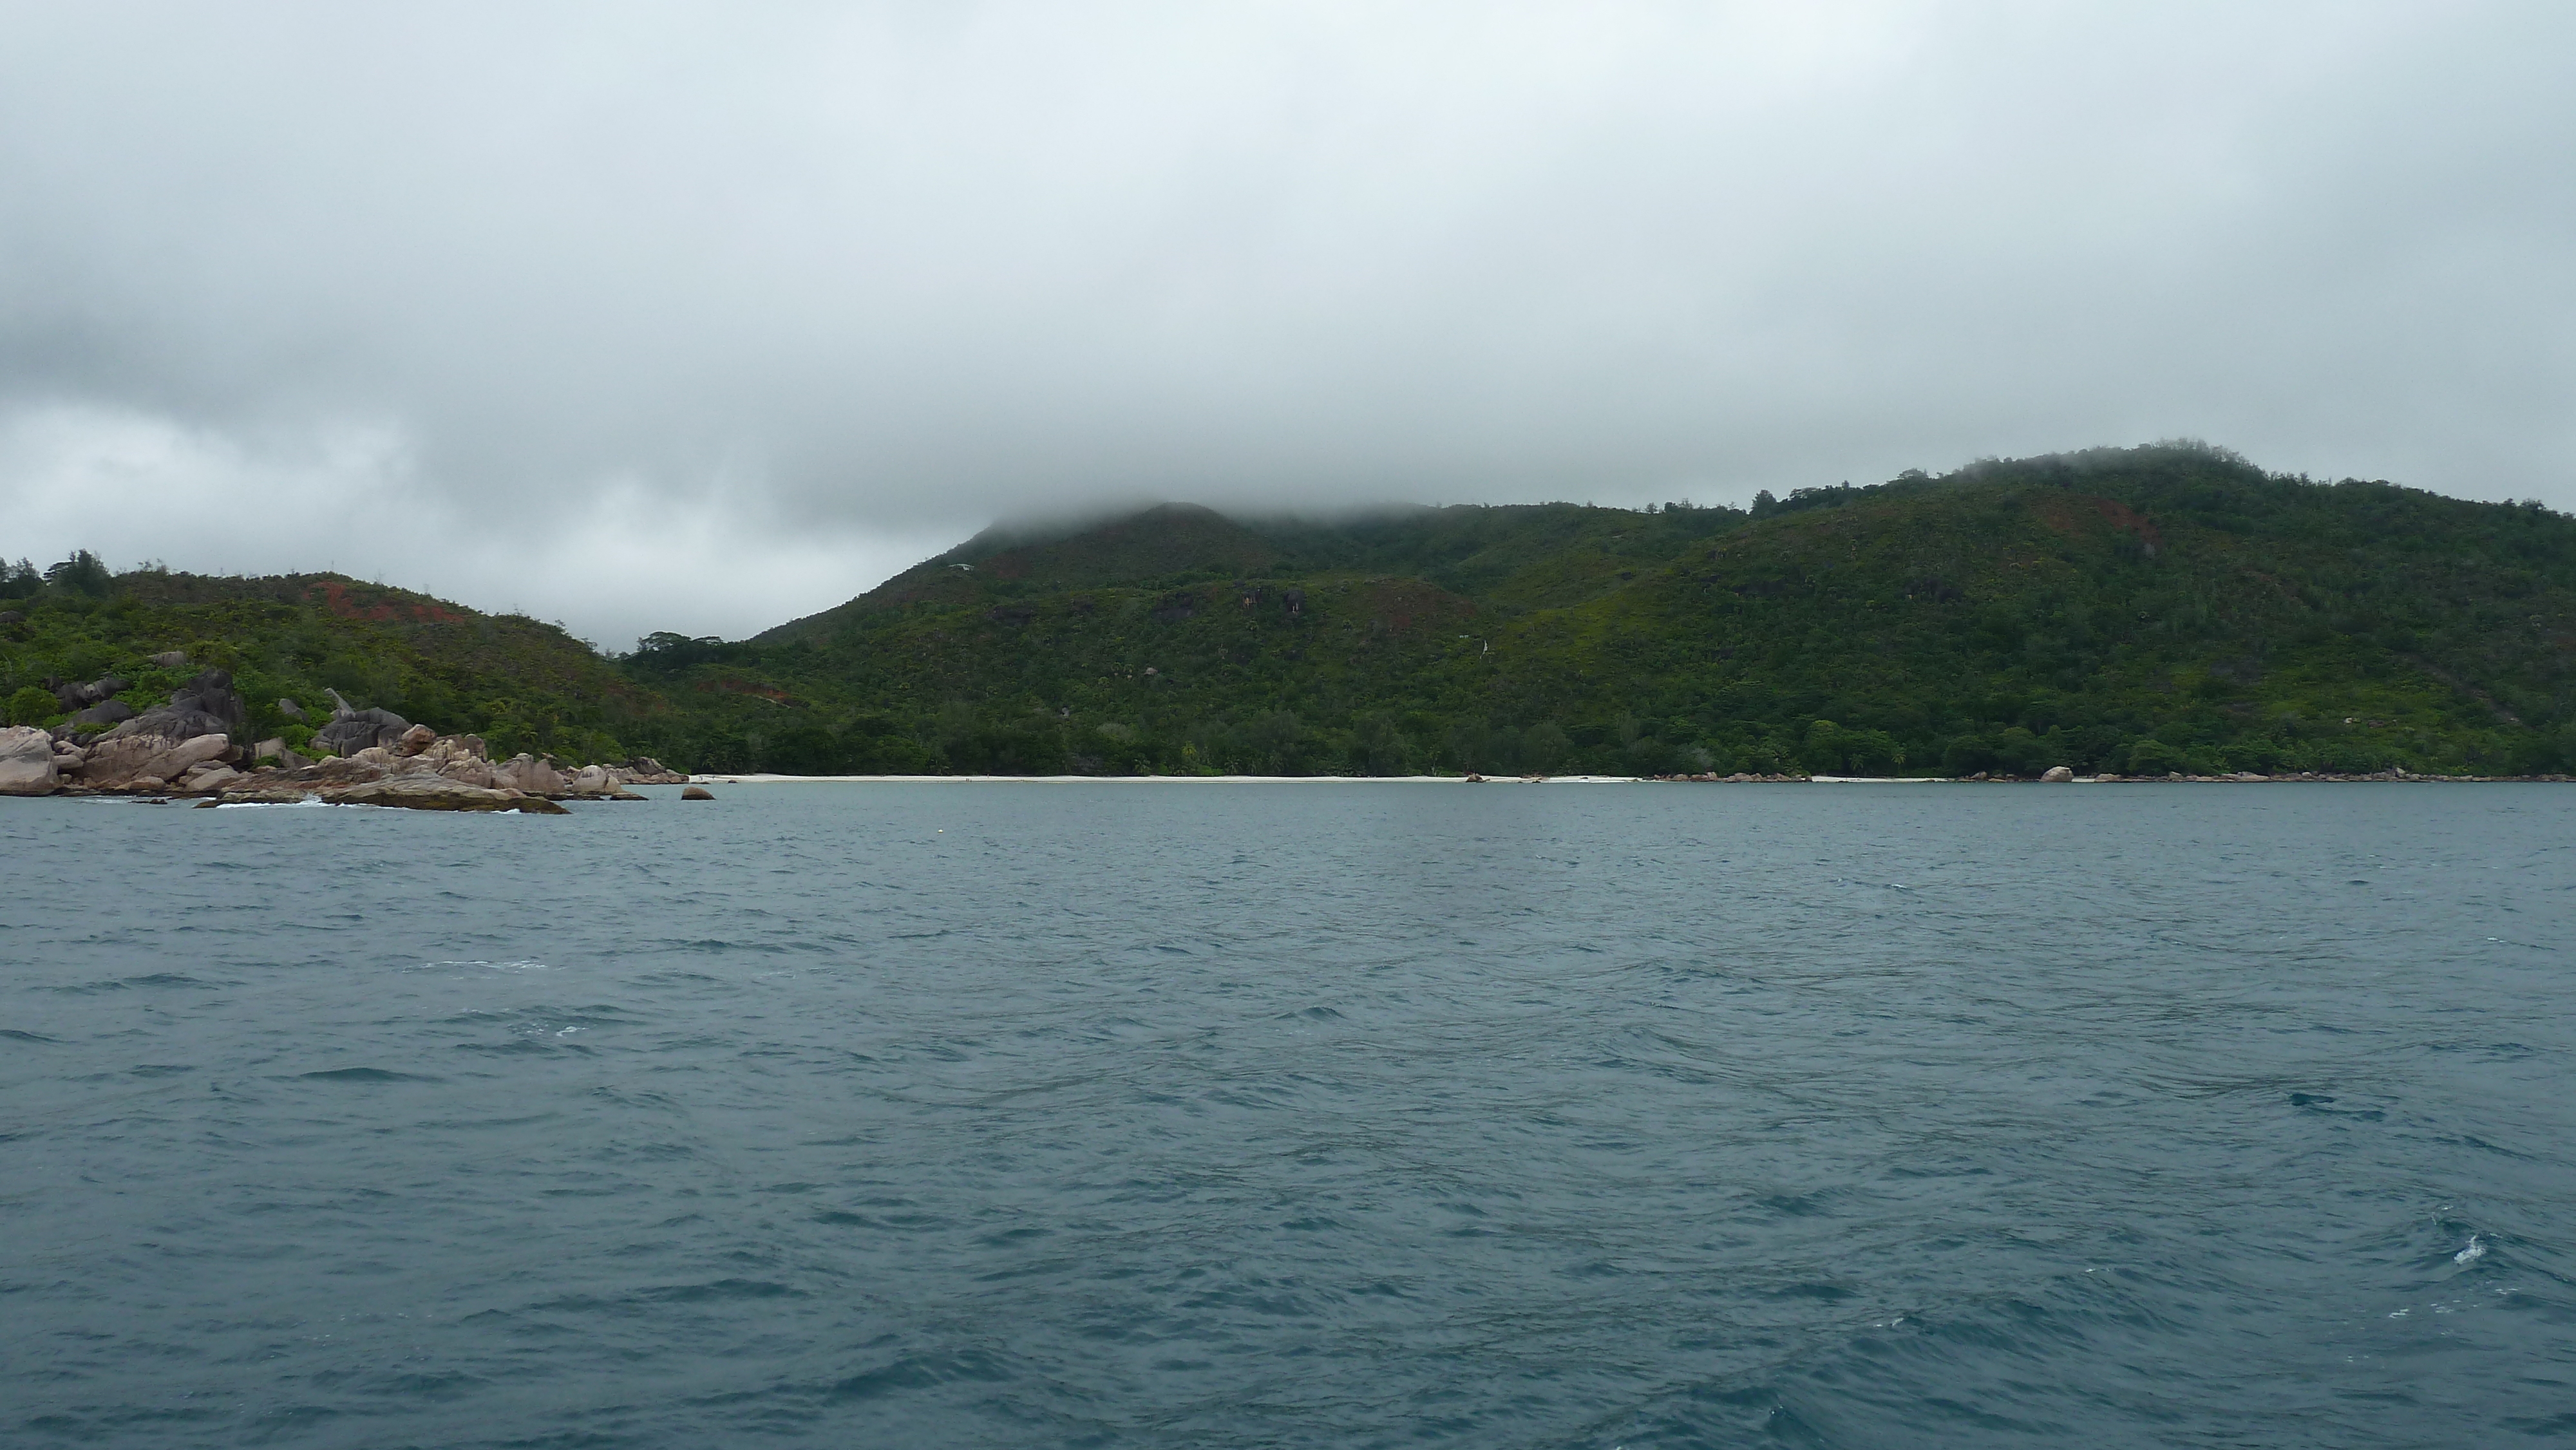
2455, 1235, 2486, 1264
213, 798, 346, 809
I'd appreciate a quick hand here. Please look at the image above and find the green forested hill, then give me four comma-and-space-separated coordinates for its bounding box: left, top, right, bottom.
11, 442, 2576, 777
0, 565, 664, 763
629, 443, 2576, 777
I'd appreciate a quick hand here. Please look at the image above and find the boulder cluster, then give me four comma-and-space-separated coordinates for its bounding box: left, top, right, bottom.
0, 666, 687, 813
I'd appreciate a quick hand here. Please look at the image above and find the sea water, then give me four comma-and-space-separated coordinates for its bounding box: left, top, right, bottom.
3, 783, 2571, 1447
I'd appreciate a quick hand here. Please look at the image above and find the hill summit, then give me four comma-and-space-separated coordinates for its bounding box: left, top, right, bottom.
757, 504, 1282, 643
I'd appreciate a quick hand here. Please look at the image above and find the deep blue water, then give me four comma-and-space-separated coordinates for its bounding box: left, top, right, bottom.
3, 782, 2572, 1448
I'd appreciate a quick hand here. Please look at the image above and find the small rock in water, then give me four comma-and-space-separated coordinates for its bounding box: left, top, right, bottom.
682, 786, 715, 800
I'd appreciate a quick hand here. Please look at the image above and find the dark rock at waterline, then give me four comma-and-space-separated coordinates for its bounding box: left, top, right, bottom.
321, 777, 569, 814
682, 786, 714, 800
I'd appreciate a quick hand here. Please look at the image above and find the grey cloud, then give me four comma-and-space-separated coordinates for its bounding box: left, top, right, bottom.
1, 2, 2570, 648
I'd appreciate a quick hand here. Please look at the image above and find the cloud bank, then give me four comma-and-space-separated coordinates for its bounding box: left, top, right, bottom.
2, 2, 2569, 646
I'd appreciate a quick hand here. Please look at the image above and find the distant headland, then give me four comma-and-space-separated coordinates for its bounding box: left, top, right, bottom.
6, 442, 2574, 791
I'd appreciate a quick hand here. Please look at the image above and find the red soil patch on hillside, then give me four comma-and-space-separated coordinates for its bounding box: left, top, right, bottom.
305, 578, 471, 623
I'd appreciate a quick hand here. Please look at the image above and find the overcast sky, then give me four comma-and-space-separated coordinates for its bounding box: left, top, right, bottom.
3, 3, 2570, 648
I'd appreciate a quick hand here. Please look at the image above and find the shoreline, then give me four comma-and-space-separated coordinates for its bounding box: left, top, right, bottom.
687, 771, 2575, 786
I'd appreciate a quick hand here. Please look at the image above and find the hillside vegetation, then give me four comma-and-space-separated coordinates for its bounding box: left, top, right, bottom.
11, 443, 2575, 777
632, 444, 2576, 777
0, 563, 662, 764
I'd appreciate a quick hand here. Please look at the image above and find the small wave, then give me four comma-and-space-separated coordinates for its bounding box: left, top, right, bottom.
213, 798, 342, 809
415, 959, 550, 972
2455, 1236, 2486, 1264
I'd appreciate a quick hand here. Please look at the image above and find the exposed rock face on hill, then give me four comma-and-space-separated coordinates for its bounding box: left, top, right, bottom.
95, 667, 249, 744
50, 673, 128, 711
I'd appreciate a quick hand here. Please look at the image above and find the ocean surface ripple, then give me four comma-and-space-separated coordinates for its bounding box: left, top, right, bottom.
4, 784, 2572, 1447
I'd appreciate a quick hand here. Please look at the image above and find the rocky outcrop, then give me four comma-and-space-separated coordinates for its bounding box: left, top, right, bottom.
681, 785, 714, 800
179, 763, 248, 793
313, 688, 412, 757
66, 700, 134, 728
0, 726, 59, 795
50, 673, 129, 712
171, 668, 245, 726
272, 735, 646, 798
318, 777, 569, 813
2041, 765, 2075, 782
3, 683, 649, 807
97, 668, 247, 745
151, 650, 189, 668
613, 755, 688, 785
74, 733, 173, 787
491, 754, 565, 795
565, 763, 645, 799
75, 732, 234, 789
